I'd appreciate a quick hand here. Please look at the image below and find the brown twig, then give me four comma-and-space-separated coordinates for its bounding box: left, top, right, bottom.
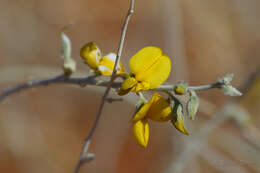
73, 1, 135, 173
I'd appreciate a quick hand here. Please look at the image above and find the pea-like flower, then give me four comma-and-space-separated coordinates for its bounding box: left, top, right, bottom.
118, 47, 171, 95
132, 92, 189, 147
132, 93, 172, 147
80, 42, 125, 76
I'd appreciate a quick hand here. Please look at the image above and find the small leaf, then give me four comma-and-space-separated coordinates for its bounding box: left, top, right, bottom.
187, 90, 199, 120
61, 32, 71, 59
217, 73, 234, 85
221, 84, 242, 96
61, 32, 76, 75
171, 101, 189, 135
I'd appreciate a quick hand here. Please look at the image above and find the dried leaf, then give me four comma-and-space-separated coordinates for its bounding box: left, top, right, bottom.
217, 73, 234, 84
171, 101, 189, 135
221, 84, 242, 96
187, 90, 199, 120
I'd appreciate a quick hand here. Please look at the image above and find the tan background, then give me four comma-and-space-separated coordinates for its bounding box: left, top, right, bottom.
0, 0, 260, 173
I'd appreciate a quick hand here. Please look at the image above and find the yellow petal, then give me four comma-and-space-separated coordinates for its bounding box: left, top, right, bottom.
129, 47, 162, 75
141, 55, 171, 89
132, 98, 153, 122
118, 77, 137, 96
133, 119, 149, 147
147, 93, 172, 122
80, 42, 101, 69
98, 56, 114, 76
171, 105, 189, 135
133, 81, 150, 92
98, 53, 125, 76
129, 47, 171, 89
122, 77, 137, 90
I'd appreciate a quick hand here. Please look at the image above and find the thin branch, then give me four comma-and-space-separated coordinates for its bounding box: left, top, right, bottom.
0, 75, 223, 104
188, 83, 221, 91
155, 82, 221, 92
106, 97, 124, 103
0, 74, 122, 102
73, 1, 135, 173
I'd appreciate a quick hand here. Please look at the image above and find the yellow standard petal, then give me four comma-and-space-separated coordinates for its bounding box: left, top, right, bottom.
133, 119, 149, 148
80, 42, 101, 70
129, 47, 171, 89
147, 93, 172, 122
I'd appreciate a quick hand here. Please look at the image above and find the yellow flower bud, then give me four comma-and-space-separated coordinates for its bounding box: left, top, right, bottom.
80, 42, 101, 70
174, 82, 188, 95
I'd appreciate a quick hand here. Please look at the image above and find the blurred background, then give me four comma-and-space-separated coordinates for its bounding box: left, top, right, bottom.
0, 0, 260, 172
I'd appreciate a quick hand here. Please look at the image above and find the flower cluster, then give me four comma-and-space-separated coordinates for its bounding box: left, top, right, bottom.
80, 43, 189, 147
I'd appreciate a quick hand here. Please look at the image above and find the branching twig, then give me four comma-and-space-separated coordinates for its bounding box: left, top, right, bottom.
0, 76, 224, 104
73, 1, 135, 173
0, 73, 229, 105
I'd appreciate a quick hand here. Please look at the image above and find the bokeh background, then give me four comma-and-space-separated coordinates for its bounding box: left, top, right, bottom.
0, 0, 260, 173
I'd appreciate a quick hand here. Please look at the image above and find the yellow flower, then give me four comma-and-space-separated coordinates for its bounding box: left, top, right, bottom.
132, 93, 172, 147
132, 93, 189, 147
80, 42, 125, 76
118, 46, 171, 95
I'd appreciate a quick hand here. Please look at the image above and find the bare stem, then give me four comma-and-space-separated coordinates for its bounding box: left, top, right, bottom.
0, 74, 122, 103
188, 82, 221, 91
73, 1, 135, 173
155, 82, 221, 92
